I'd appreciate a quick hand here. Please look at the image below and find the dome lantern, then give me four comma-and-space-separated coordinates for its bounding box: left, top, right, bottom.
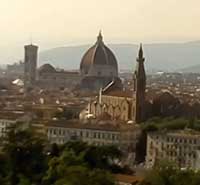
97, 30, 103, 43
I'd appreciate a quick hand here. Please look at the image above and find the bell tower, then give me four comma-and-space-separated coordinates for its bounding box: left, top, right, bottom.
24, 44, 38, 90
133, 44, 146, 123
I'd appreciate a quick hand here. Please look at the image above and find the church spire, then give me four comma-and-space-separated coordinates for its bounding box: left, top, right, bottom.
137, 43, 145, 63
138, 43, 143, 59
135, 43, 145, 82
133, 43, 146, 123
135, 43, 146, 86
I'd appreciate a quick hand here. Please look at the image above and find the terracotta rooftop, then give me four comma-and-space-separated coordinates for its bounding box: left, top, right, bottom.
46, 120, 120, 132
46, 119, 138, 132
114, 174, 143, 184
80, 32, 118, 71
103, 90, 133, 98
149, 129, 200, 138
0, 111, 25, 120
39, 64, 56, 73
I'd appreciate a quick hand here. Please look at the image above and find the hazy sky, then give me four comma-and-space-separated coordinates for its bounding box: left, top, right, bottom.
0, 0, 200, 63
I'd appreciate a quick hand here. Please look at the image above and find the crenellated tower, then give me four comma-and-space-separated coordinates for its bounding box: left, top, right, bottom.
133, 44, 146, 123
24, 44, 38, 90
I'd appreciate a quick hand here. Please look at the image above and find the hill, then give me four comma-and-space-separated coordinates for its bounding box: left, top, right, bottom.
177, 64, 200, 73
38, 41, 200, 72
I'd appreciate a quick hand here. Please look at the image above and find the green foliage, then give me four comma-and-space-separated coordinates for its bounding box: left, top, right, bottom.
141, 117, 200, 132
49, 143, 60, 157
53, 168, 114, 185
43, 143, 117, 185
17, 175, 31, 185
140, 161, 200, 185
0, 129, 117, 185
2, 127, 48, 185
63, 141, 124, 173
54, 108, 78, 120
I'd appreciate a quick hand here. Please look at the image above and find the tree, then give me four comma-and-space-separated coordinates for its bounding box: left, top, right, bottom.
43, 149, 115, 185
2, 127, 48, 185
49, 143, 60, 157
54, 108, 78, 120
0, 134, 121, 185
63, 141, 123, 172
140, 161, 200, 185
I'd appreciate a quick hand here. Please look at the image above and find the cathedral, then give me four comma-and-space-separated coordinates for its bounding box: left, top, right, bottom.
24, 31, 121, 91
87, 44, 147, 123
23, 36, 149, 123
24, 34, 183, 123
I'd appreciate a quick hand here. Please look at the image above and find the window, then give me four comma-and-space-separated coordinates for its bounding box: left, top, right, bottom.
167, 137, 169, 142
161, 143, 164, 150
184, 139, 187, 144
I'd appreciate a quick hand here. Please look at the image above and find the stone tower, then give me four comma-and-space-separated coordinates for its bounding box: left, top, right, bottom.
133, 44, 146, 123
24, 44, 38, 90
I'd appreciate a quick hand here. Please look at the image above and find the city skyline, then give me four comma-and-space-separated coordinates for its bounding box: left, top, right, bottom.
1, 1, 200, 183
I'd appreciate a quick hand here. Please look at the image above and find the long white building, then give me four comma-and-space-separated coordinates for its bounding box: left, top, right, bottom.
46, 119, 141, 165
146, 130, 200, 170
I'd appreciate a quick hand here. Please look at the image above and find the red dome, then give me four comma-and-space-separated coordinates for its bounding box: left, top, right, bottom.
80, 32, 118, 75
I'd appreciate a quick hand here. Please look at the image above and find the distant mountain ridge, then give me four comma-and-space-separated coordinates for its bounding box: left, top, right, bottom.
38, 41, 200, 73
178, 64, 200, 73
